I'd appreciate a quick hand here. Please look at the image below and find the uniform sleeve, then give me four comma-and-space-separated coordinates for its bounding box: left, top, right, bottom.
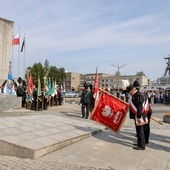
136, 93, 144, 118
80, 91, 84, 104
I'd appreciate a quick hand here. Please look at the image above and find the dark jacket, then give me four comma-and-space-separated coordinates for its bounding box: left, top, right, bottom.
129, 91, 146, 119
80, 89, 91, 104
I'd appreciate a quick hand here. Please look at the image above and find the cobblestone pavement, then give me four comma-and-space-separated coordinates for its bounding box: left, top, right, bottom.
0, 102, 169, 170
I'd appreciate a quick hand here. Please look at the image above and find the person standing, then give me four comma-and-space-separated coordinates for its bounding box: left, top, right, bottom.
16, 77, 26, 107
89, 84, 95, 113
133, 80, 152, 144
126, 84, 148, 150
80, 84, 92, 119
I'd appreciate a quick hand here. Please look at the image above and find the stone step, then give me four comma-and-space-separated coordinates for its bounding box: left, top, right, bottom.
0, 114, 105, 159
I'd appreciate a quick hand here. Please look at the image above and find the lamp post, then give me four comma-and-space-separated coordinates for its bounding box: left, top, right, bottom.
111, 63, 126, 92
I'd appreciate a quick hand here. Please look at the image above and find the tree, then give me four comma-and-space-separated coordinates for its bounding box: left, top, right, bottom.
58, 67, 67, 86
136, 71, 145, 76
114, 71, 121, 76
44, 59, 50, 76
48, 66, 59, 81
29, 63, 45, 87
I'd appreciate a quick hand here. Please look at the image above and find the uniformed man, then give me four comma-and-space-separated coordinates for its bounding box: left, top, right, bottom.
80, 84, 92, 119
133, 80, 152, 144
126, 84, 148, 150
16, 77, 26, 107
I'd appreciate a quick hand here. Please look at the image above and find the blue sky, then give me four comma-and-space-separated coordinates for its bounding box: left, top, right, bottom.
1, 0, 170, 81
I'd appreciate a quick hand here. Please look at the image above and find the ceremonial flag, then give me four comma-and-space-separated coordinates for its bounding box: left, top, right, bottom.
44, 76, 50, 97
91, 90, 129, 133
38, 76, 41, 97
51, 79, 55, 97
3, 80, 15, 95
93, 67, 100, 105
48, 77, 52, 93
12, 33, 20, 45
27, 73, 34, 95
7, 62, 13, 81
21, 37, 25, 52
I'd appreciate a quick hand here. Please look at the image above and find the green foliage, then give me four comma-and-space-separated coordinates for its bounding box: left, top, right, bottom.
26, 60, 67, 89
27, 63, 45, 87
44, 59, 50, 76
48, 66, 59, 80
136, 71, 145, 76
114, 71, 121, 76
58, 67, 67, 84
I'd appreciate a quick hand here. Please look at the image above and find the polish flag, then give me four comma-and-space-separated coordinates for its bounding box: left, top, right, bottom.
12, 33, 20, 45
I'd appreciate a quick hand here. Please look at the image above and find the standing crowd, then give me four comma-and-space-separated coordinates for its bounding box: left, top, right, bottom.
80, 80, 153, 151
0, 77, 65, 110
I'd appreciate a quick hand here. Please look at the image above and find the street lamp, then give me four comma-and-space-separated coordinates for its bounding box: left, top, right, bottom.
111, 63, 126, 92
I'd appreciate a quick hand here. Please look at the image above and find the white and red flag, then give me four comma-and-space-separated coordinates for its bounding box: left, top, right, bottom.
12, 33, 20, 45
93, 67, 100, 105
91, 90, 129, 133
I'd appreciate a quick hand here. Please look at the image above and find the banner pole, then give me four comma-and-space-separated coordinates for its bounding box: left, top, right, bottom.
151, 116, 163, 125
24, 34, 26, 77
18, 28, 20, 77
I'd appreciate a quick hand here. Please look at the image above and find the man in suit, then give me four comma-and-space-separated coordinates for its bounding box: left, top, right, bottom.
80, 84, 92, 119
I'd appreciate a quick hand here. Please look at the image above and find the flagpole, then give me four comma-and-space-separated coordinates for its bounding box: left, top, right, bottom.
18, 28, 20, 78
11, 35, 14, 75
24, 34, 26, 77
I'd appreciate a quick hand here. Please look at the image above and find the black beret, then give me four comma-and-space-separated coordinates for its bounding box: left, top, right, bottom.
18, 77, 22, 83
126, 84, 134, 92
133, 80, 140, 87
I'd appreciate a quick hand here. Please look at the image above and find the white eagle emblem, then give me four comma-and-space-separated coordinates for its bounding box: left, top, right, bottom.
102, 105, 114, 118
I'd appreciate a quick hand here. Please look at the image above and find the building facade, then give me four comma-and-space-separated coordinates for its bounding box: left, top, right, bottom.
65, 72, 148, 91
65, 72, 80, 91
0, 17, 14, 83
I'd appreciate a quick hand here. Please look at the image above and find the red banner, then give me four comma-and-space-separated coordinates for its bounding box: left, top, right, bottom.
90, 91, 129, 133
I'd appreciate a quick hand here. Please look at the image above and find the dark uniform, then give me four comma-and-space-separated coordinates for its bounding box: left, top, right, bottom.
16, 78, 26, 107
80, 85, 92, 119
130, 91, 147, 149
133, 80, 152, 144
127, 84, 148, 150
89, 84, 95, 112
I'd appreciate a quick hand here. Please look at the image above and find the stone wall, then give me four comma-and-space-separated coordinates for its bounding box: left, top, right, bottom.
0, 94, 22, 111
0, 17, 14, 84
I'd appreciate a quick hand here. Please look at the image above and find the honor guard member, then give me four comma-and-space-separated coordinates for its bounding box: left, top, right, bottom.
16, 77, 26, 107
133, 80, 152, 144
80, 84, 92, 119
126, 84, 148, 150
89, 84, 95, 112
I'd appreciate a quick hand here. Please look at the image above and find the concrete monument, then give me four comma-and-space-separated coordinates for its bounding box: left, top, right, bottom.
0, 17, 14, 84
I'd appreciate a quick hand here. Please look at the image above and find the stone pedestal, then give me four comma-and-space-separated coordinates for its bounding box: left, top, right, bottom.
0, 94, 22, 111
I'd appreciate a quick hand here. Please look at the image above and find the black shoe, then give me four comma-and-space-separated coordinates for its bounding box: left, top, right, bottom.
133, 147, 145, 150
82, 116, 85, 118
133, 143, 138, 146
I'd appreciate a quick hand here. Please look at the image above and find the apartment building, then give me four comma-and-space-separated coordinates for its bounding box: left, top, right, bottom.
65, 72, 148, 90
65, 72, 80, 91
